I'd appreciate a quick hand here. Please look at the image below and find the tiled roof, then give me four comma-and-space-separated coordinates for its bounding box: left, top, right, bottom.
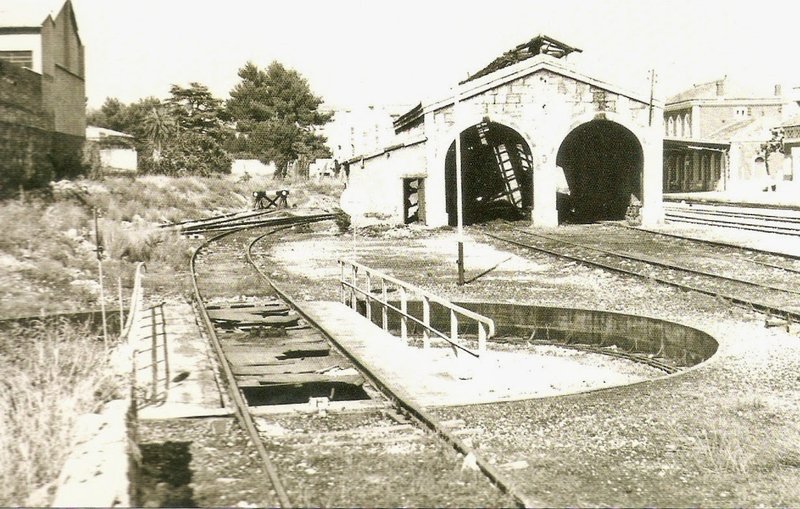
781, 113, 800, 128
668, 77, 778, 104
705, 116, 775, 142
0, 0, 65, 28
86, 126, 134, 140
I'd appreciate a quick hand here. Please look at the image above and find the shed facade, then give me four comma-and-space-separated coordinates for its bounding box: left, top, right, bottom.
347, 35, 664, 227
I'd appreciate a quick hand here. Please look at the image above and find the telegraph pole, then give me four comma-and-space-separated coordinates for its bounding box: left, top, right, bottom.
648, 69, 656, 126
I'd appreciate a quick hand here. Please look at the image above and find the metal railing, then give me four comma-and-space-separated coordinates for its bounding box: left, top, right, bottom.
120, 262, 146, 340
338, 259, 495, 357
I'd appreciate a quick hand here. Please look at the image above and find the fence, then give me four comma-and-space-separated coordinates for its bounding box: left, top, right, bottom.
338, 259, 495, 357
123, 263, 170, 405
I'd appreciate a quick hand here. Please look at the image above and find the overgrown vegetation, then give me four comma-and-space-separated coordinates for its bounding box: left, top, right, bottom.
0, 320, 118, 505
0, 173, 343, 504
87, 60, 332, 179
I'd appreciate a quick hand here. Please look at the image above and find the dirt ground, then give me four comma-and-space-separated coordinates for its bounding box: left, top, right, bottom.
260, 218, 800, 507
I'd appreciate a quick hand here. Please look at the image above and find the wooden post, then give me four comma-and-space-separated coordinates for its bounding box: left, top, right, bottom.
399, 286, 408, 343
478, 322, 487, 353
422, 295, 431, 350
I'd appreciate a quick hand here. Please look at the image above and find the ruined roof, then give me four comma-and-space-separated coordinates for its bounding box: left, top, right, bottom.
0, 0, 68, 28
393, 34, 583, 132
392, 103, 423, 133
460, 34, 582, 85
668, 77, 780, 105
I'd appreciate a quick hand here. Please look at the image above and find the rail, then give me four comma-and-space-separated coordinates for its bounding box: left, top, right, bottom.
338, 259, 495, 357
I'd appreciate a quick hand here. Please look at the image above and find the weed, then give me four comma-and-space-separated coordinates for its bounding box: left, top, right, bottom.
0, 319, 118, 505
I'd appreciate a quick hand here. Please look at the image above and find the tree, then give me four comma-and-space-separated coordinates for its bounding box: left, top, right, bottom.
167, 83, 230, 138
761, 127, 785, 178
87, 97, 128, 132
150, 83, 232, 176
227, 61, 332, 177
87, 96, 162, 147
142, 106, 177, 163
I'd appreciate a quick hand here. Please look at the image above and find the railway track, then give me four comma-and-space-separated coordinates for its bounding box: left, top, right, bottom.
663, 202, 800, 236
482, 223, 800, 325
190, 212, 526, 507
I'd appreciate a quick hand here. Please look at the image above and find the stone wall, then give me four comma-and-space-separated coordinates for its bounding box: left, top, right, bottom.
0, 60, 84, 194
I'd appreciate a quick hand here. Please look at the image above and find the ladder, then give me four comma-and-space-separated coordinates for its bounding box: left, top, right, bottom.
492, 143, 523, 208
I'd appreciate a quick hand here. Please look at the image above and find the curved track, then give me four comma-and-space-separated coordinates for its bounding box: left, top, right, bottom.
190, 212, 528, 507
482, 223, 800, 325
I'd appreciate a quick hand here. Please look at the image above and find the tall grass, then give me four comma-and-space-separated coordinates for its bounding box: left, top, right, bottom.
0, 320, 118, 505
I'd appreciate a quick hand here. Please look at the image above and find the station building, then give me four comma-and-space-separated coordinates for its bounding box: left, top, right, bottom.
663, 78, 785, 193
345, 35, 664, 227
0, 0, 86, 190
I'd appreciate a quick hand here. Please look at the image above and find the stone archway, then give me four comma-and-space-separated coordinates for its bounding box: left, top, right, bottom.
555, 119, 643, 223
443, 121, 533, 226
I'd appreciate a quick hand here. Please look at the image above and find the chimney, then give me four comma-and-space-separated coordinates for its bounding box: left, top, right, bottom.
775, 84, 783, 97
716, 79, 725, 97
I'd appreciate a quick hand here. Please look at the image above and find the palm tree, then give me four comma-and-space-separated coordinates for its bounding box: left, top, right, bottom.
143, 107, 177, 164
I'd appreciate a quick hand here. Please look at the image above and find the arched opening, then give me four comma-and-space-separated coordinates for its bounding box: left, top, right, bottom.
444, 121, 533, 226
555, 119, 643, 223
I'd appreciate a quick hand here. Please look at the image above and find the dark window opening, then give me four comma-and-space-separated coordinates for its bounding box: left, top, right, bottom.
403, 178, 424, 224
0, 50, 33, 70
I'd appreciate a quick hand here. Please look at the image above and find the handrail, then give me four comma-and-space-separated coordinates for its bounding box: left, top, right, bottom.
338, 259, 495, 357
120, 262, 146, 340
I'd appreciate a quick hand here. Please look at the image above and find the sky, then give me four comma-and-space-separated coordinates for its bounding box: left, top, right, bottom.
53, 0, 800, 110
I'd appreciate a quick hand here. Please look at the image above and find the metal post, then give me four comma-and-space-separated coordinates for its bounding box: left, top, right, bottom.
450, 308, 459, 358
455, 88, 465, 286
351, 265, 358, 311
381, 278, 388, 331
365, 272, 372, 321
399, 286, 408, 342
94, 209, 108, 347
339, 261, 345, 305
422, 296, 431, 350
150, 307, 158, 402
161, 304, 169, 392
117, 276, 124, 331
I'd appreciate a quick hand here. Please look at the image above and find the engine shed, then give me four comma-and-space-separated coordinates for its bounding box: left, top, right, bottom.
346, 35, 664, 227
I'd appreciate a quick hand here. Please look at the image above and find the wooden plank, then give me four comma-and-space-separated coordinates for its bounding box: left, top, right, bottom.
210, 314, 300, 326
236, 373, 364, 386
224, 342, 330, 356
